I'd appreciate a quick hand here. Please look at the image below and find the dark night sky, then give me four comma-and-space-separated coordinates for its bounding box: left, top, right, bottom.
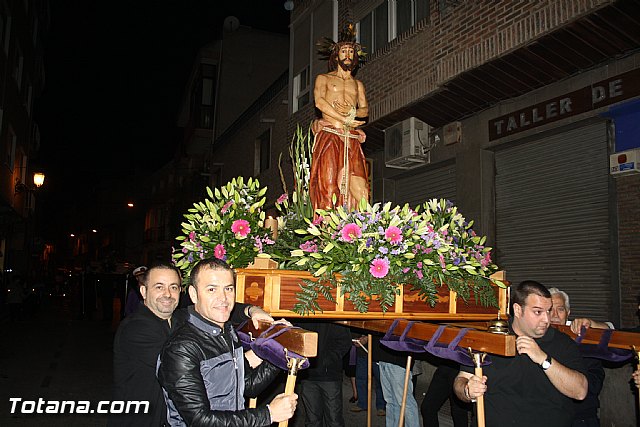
35, 0, 289, 204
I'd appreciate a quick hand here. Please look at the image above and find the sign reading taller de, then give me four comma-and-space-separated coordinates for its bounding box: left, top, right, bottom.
489, 68, 640, 141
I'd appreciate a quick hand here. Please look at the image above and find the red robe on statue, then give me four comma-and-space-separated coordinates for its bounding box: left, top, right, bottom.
309, 125, 369, 211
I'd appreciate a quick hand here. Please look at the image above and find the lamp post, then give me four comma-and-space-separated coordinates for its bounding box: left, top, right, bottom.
14, 171, 45, 195
14, 172, 46, 278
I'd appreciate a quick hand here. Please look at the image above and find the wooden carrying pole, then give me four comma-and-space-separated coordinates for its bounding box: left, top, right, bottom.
470, 351, 487, 427
278, 354, 306, 427
238, 321, 318, 422
398, 355, 412, 427
367, 334, 373, 427
340, 320, 516, 356
634, 346, 640, 410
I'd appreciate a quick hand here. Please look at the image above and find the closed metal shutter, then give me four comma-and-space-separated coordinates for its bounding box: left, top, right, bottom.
495, 121, 611, 320
394, 162, 457, 206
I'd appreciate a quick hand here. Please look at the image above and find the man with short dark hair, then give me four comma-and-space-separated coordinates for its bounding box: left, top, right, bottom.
454, 280, 588, 427
157, 258, 297, 426
110, 262, 271, 426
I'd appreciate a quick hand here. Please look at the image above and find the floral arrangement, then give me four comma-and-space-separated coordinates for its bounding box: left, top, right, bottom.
269, 125, 316, 268
289, 199, 503, 314
172, 177, 275, 284
172, 127, 503, 313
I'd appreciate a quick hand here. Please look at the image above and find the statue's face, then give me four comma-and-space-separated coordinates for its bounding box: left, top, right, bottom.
338, 45, 355, 71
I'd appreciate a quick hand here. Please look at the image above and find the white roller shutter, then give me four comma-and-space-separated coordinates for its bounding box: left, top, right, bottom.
495, 121, 612, 320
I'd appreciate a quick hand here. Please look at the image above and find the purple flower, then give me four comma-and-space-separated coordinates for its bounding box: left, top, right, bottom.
221, 200, 234, 214
254, 236, 263, 252
481, 253, 492, 267
379, 247, 389, 255
263, 237, 275, 245
300, 240, 318, 253
370, 257, 390, 279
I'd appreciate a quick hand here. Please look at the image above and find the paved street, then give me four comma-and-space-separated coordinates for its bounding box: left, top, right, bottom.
0, 297, 454, 427
0, 297, 113, 426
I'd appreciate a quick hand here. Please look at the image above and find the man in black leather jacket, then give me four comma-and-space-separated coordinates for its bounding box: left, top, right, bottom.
110, 262, 273, 427
157, 258, 298, 426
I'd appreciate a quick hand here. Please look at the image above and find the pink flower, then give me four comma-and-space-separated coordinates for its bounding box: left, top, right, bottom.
254, 236, 263, 252
340, 223, 362, 242
370, 258, 390, 278
231, 219, 251, 237
221, 200, 234, 214
384, 226, 403, 244
300, 240, 318, 253
189, 231, 196, 242
439, 253, 446, 269
277, 193, 288, 204
214, 244, 226, 259
415, 270, 424, 279
481, 253, 492, 267
312, 215, 325, 225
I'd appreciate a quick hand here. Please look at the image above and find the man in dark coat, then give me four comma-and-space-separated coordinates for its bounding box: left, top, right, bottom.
110, 262, 272, 426
297, 321, 353, 426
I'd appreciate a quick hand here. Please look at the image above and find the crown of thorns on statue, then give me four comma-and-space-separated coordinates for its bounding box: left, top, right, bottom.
316, 23, 367, 62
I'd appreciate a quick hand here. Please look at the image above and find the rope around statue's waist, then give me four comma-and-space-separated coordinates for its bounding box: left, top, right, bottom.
321, 127, 360, 139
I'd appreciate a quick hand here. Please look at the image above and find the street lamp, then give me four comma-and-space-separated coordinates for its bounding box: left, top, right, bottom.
15, 171, 46, 194
33, 172, 45, 188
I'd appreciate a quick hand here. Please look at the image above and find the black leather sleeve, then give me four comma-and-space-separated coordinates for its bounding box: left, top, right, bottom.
230, 302, 251, 325
158, 339, 272, 427
244, 358, 281, 398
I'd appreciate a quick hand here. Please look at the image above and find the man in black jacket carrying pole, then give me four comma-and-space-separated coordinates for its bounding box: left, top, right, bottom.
157, 258, 298, 426
110, 261, 273, 426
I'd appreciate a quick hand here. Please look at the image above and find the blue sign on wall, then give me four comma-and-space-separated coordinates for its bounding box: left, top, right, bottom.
604, 98, 640, 152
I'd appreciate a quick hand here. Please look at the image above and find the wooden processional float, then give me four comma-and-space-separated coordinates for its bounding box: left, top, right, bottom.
236, 259, 510, 427
237, 260, 640, 427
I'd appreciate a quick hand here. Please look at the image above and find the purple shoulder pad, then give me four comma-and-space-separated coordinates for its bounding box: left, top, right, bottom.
249, 324, 310, 371
575, 327, 634, 363
424, 325, 492, 367
380, 319, 428, 353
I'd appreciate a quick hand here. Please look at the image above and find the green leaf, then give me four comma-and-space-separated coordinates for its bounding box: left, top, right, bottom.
314, 265, 328, 276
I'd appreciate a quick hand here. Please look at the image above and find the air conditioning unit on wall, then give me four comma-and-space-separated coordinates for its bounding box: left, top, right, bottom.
384, 117, 431, 169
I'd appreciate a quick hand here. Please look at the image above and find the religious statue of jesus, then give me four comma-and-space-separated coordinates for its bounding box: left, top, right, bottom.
309, 27, 369, 211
